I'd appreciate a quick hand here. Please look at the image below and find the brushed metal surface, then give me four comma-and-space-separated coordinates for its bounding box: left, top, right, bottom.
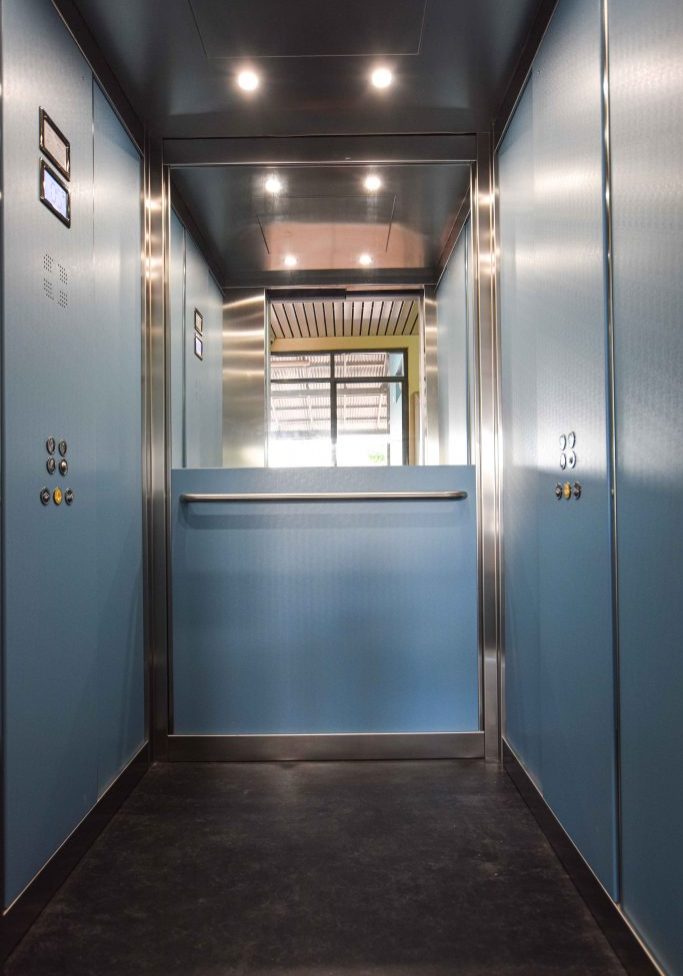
473, 132, 501, 764
436, 220, 470, 464
423, 288, 439, 463
168, 732, 484, 762
609, 0, 683, 970
222, 289, 267, 467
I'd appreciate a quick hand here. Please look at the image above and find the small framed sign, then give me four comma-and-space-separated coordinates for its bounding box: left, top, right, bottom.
40, 160, 71, 227
194, 308, 203, 335
194, 333, 204, 360
39, 108, 70, 181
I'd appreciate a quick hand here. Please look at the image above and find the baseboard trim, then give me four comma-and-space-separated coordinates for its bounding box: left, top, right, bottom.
503, 740, 662, 976
1, 743, 150, 962
168, 731, 484, 762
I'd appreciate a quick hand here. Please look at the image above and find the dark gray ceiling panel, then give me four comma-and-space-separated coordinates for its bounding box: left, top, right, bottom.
71, 0, 545, 138
189, 0, 427, 59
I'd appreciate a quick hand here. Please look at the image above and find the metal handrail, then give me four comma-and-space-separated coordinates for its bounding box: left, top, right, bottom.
180, 490, 468, 504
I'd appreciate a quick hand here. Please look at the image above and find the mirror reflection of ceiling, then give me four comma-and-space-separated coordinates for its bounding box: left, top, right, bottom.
68, 0, 544, 139
270, 297, 420, 341
172, 164, 470, 286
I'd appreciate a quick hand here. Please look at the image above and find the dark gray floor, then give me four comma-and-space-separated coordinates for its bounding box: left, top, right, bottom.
6, 761, 625, 976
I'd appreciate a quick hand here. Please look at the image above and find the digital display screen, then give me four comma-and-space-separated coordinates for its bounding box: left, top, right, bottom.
40, 162, 71, 226
194, 334, 204, 360
40, 109, 70, 179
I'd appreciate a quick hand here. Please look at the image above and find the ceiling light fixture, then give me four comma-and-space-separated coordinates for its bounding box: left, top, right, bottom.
283, 254, 298, 268
265, 174, 283, 195
237, 68, 260, 92
364, 174, 382, 192
371, 66, 393, 90
358, 253, 373, 267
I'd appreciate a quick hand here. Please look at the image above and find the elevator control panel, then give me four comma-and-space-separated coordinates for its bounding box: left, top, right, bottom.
39, 108, 71, 227
41, 437, 74, 507
559, 431, 577, 471
555, 480, 582, 501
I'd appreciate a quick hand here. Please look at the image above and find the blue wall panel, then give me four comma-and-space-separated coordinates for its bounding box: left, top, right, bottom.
499, 0, 617, 896
436, 222, 470, 465
610, 0, 683, 970
2, 0, 99, 906
171, 467, 478, 734
92, 85, 145, 795
499, 79, 542, 784
2, 0, 144, 905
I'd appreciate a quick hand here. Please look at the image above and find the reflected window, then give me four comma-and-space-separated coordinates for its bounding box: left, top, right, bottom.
269, 350, 408, 467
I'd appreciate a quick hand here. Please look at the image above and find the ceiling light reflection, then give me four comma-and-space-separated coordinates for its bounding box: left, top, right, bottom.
237, 69, 260, 92
371, 66, 393, 90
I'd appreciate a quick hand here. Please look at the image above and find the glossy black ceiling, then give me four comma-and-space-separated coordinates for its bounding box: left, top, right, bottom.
70, 0, 543, 139
172, 163, 470, 287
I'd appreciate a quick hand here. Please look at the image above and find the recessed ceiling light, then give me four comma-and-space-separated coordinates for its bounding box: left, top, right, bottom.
265, 174, 283, 195
371, 66, 393, 90
237, 68, 260, 92
283, 254, 298, 268
358, 253, 373, 266
364, 174, 382, 192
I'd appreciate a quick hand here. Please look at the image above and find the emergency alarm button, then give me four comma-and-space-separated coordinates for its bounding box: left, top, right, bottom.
53, 487, 63, 506
562, 481, 572, 500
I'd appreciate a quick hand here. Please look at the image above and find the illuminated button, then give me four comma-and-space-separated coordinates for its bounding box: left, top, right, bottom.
53, 487, 63, 505
65, 488, 74, 506
554, 483, 563, 499
573, 482, 582, 500
58, 440, 68, 457
40, 487, 51, 506
59, 459, 68, 476
46, 437, 56, 455
46, 457, 56, 475
562, 481, 572, 501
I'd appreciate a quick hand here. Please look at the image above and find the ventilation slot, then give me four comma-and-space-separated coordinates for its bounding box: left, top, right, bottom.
43, 253, 54, 274
58, 264, 68, 286
58, 290, 68, 309
43, 278, 54, 301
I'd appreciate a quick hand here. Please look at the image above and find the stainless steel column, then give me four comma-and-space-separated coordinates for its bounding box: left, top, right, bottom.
473, 132, 501, 762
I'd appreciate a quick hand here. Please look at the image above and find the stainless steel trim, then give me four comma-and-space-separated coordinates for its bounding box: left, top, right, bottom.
168, 732, 484, 762
601, 0, 623, 904
145, 137, 171, 759
473, 132, 501, 762
423, 286, 439, 462
180, 490, 468, 503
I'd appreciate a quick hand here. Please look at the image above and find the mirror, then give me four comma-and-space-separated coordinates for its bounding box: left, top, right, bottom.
167, 162, 475, 469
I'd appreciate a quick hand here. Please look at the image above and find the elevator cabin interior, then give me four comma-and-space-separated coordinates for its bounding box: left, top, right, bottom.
1, 0, 682, 974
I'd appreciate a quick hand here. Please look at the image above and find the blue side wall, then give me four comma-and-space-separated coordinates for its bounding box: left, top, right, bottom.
171, 466, 479, 735
499, 0, 617, 897
1, 0, 144, 906
500, 0, 683, 968
609, 0, 683, 971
